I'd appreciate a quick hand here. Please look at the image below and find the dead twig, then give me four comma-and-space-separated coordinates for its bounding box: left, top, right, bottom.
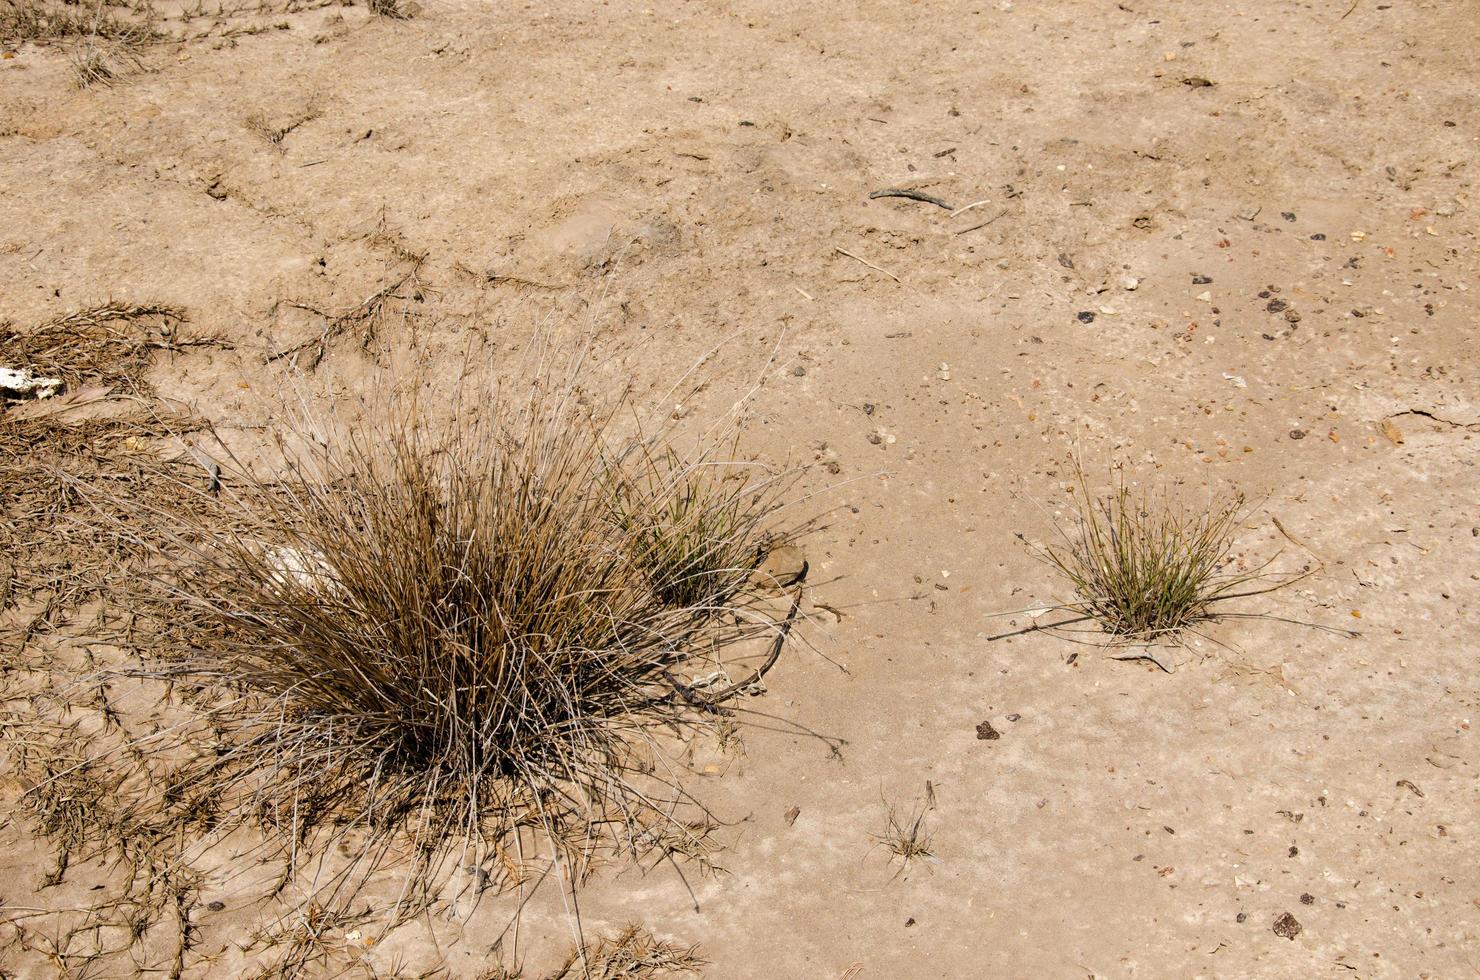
868, 188, 954, 210
954, 209, 1009, 235
834, 247, 901, 283
266, 267, 419, 368
689, 575, 806, 709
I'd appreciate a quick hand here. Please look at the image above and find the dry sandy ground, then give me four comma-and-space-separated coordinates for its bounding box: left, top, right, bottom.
2, 0, 1478, 976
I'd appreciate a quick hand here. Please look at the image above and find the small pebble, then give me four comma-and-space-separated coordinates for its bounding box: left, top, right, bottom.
1192, 274, 1213, 284
207, 901, 226, 912
1236, 912, 1248, 923
1272, 912, 1302, 940
1284, 309, 1301, 323
1290, 429, 1307, 440
1196, 290, 1212, 302
1300, 893, 1315, 905
792, 365, 806, 377
1310, 233, 1326, 240
1007, 713, 1021, 722
1267, 299, 1288, 313
1121, 276, 1140, 291
1282, 211, 1297, 222
975, 720, 1001, 740
1077, 311, 1096, 323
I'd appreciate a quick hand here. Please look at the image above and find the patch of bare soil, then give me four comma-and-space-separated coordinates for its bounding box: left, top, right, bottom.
3, 0, 1477, 976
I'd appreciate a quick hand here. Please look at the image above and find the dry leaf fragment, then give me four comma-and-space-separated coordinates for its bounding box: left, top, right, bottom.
1380, 419, 1404, 445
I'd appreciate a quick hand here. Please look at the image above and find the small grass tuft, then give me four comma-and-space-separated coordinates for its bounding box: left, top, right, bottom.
872, 784, 935, 874
69, 46, 114, 87
609, 444, 780, 608
1005, 460, 1327, 656
1046, 476, 1247, 639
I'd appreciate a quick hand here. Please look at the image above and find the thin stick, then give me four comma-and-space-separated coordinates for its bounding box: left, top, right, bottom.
868, 188, 954, 210
947, 199, 992, 218
954, 209, 1009, 235
834, 247, 901, 283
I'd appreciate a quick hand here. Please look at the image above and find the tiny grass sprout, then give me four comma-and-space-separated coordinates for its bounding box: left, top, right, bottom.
872, 785, 935, 874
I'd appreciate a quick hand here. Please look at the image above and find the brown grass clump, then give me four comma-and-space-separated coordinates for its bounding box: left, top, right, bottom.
366, 0, 413, 19
101, 379, 803, 897
1, 0, 157, 46
548, 924, 704, 979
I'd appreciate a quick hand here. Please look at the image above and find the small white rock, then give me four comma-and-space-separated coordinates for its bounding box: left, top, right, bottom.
1196, 290, 1212, 302
0, 366, 63, 399
1121, 276, 1139, 291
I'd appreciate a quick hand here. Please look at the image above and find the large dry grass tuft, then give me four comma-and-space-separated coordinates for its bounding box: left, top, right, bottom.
104, 380, 803, 891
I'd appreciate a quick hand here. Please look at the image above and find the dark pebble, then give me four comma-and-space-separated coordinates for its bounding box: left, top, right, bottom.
1262, 333, 1276, 340
867, 433, 882, 445
1284, 309, 1301, 323
1289, 429, 1307, 440
207, 901, 226, 912
1258, 290, 1271, 298
1272, 912, 1302, 940
1310, 233, 1326, 241
905, 917, 916, 927
975, 720, 1001, 741
792, 365, 806, 376
1192, 275, 1213, 284
1077, 311, 1096, 323
1282, 211, 1297, 222
1288, 846, 1300, 857
739, 120, 755, 127
1267, 299, 1288, 313
1007, 713, 1021, 722
1236, 912, 1248, 923
1300, 893, 1315, 905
